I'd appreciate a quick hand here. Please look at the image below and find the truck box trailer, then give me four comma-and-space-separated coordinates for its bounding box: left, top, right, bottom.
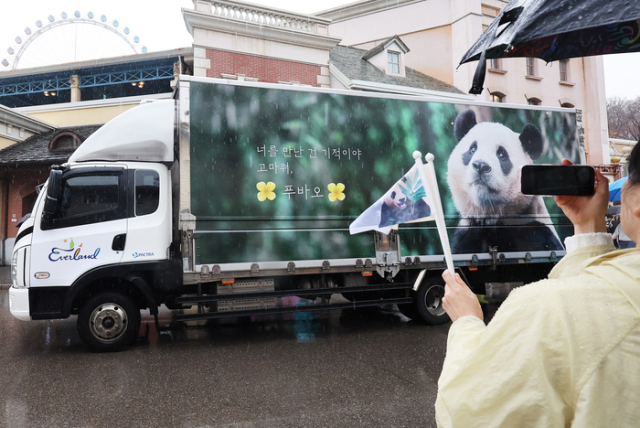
9, 76, 581, 351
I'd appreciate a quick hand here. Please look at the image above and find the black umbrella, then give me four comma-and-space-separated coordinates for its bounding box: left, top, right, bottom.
459, 0, 640, 94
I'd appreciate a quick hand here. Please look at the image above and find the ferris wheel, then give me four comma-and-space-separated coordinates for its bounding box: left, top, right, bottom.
2, 11, 147, 70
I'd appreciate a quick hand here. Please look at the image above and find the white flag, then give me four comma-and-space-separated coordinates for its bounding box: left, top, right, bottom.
349, 151, 454, 275
349, 163, 434, 235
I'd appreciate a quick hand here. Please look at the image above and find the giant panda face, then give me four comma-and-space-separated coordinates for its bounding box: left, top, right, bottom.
447, 110, 543, 216
384, 184, 407, 209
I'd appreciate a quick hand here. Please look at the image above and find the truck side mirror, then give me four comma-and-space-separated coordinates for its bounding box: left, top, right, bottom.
42, 170, 62, 217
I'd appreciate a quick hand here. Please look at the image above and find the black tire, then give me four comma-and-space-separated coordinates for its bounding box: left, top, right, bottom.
77, 291, 141, 352
416, 275, 450, 325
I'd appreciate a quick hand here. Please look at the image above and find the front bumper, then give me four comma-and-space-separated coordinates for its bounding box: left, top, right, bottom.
9, 287, 31, 321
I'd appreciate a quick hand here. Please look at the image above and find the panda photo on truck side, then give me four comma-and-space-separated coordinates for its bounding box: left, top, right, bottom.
446, 109, 564, 254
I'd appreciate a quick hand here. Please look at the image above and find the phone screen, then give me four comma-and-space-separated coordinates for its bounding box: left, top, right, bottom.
520, 165, 595, 196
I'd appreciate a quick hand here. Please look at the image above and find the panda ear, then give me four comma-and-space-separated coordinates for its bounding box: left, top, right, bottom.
520, 123, 543, 160
454, 110, 477, 141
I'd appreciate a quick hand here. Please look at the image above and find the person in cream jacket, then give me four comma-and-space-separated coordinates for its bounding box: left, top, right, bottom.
436, 147, 640, 427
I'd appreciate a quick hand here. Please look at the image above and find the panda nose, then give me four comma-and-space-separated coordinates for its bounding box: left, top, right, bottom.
473, 161, 492, 175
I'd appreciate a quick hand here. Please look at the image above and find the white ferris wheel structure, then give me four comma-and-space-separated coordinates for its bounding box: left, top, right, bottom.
2, 11, 147, 70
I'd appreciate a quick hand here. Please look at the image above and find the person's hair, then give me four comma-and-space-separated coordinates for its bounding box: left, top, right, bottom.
628, 141, 640, 187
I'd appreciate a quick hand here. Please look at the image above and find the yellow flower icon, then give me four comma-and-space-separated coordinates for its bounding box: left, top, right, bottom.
257, 182, 276, 201
328, 183, 346, 202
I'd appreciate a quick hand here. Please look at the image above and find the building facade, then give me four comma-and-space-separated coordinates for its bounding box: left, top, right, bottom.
318, 0, 610, 165
0, 49, 191, 263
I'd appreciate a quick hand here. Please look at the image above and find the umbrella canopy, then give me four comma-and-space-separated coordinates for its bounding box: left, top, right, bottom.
459, 0, 640, 94
609, 175, 628, 202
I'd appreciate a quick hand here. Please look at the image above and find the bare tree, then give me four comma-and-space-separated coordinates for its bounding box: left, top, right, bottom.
608, 97, 640, 141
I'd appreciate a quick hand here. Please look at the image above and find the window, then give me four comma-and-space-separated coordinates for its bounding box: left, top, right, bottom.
49, 132, 81, 151
559, 60, 569, 82
135, 170, 159, 216
43, 168, 126, 230
527, 98, 541, 106
490, 93, 504, 103
388, 51, 400, 74
561, 102, 575, 108
490, 58, 501, 70
526, 58, 536, 76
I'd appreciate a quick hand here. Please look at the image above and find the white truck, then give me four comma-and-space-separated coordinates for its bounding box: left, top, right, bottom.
9, 76, 581, 351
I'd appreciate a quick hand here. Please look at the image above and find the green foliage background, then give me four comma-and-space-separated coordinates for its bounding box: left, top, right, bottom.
189, 83, 579, 264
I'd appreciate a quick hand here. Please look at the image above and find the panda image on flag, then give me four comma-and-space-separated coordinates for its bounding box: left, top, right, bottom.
350, 154, 442, 235
349, 163, 434, 235
350, 152, 455, 275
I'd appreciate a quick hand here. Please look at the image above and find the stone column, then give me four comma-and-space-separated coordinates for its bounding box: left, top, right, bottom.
582, 57, 609, 165
70, 75, 81, 103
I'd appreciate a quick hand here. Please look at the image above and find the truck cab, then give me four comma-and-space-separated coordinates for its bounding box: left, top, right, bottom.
10, 100, 180, 351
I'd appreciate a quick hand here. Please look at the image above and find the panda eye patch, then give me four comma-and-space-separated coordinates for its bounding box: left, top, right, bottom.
462, 141, 478, 166
497, 146, 509, 161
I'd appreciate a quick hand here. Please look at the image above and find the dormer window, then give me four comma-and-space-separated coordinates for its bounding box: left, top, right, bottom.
361, 35, 409, 78
49, 132, 82, 152
388, 51, 400, 74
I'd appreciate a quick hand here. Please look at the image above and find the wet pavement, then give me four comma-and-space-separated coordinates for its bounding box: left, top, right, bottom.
0, 266, 10, 290
0, 289, 450, 428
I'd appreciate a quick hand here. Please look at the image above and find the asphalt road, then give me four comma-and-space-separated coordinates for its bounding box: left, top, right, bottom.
0, 290, 451, 428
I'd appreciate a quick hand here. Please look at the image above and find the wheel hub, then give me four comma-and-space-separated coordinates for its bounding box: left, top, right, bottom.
424, 285, 446, 316
89, 304, 128, 342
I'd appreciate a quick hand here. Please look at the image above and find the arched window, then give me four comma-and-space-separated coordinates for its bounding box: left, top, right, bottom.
49, 132, 82, 152
560, 102, 575, 108
490, 92, 505, 103
527, 97, 541, 106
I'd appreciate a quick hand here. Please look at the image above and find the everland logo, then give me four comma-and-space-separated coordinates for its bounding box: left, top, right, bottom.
49, 238, 100, 262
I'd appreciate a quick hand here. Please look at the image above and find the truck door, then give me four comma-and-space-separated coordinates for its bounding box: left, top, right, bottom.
30, 167, 128, 288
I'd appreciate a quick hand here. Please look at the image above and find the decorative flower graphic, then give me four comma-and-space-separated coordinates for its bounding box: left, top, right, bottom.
328, 183, 346, 202
257, 181, 276, 201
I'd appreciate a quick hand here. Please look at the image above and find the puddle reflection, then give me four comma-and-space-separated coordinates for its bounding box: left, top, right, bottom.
144, 295, 412, 348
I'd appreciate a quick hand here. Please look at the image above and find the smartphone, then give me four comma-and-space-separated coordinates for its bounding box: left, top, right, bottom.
520, 164, 595, 196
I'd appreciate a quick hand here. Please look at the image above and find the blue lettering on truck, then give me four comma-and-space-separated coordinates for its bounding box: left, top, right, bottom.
49, 247, 100, 262
48, 238, 100, 262
132, 252, 155, 258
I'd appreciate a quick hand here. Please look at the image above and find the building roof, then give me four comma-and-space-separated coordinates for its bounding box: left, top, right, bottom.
361, 35, 409, 60
330, 45, 464, 94
0, 48, 191, 109
0, 124, 101, 167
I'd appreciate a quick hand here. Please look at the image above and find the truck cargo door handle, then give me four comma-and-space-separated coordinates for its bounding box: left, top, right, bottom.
112, 234, 126, 251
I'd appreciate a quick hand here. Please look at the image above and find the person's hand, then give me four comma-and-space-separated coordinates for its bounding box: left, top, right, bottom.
441, 270, 483, 323
554, 159, 609, 234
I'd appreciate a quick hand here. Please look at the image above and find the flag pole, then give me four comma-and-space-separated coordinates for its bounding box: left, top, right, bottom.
413, 151, 455, 275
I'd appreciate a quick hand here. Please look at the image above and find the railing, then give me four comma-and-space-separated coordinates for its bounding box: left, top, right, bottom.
210, 0, 328, 34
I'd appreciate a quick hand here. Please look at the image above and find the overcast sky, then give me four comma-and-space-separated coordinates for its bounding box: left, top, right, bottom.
0, 0, 636, 99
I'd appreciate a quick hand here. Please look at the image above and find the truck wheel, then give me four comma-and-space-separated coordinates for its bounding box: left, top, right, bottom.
416, 276, 450, 325
77, 291, 141, 352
